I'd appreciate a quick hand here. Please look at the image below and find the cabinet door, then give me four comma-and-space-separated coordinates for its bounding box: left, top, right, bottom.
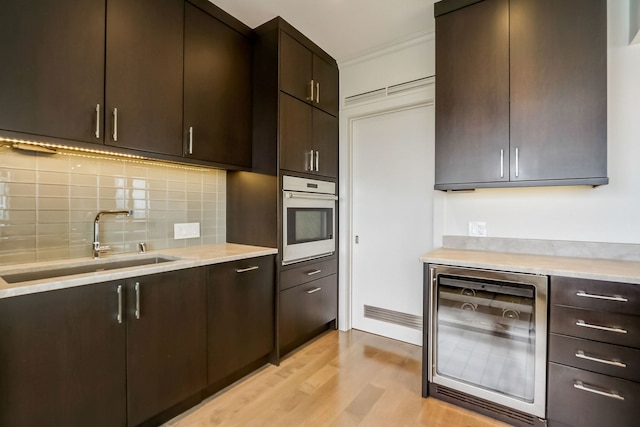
280, 31, 313, 103
105, 0, 183, 156
279, 274, 337, 350
125, 268, 206, 426
434, 0, 510, 187
0, 282, 126, 427
312, 108, 339, 178
313, 55, 339, 116
279, 92, 313, 174
510, 0, 607, 182
0, 0, 105, 143
207, 256, 275, 385
184, 3, 252, 167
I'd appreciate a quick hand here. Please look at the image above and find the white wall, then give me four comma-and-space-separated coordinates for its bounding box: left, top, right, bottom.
443, 1, 640, 245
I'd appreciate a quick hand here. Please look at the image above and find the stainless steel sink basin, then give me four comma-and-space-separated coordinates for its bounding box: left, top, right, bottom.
1, 256, 179, 284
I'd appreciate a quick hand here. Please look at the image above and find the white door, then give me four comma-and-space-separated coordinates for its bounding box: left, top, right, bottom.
351, 104, 434, 345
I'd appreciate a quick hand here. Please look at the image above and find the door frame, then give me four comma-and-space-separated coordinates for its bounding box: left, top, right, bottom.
338, 82, 435, 332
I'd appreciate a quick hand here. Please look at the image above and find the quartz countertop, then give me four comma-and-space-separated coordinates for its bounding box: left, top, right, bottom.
420, 248, 640, 284
0, 243, 278, 299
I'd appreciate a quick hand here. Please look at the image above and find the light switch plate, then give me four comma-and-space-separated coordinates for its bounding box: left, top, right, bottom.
174, 222, 200, 239
468, 221, 487, 237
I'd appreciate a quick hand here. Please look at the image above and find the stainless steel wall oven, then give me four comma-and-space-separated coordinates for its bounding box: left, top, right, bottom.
426, 265, 548, 426
282, 175, 337, 265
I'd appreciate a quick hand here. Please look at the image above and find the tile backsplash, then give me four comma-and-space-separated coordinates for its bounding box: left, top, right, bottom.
0, 145, 225, 266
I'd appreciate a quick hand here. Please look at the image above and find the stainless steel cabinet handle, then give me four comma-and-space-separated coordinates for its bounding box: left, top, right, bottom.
188, 126, 194, 155
574, 381, 625, 401
113, 107, 118, 142
135, 282, 141, 320
500, 149, 504, 178
308, 80, 315, 102
95, 104, 101, 139
315, 150, 319, 171
308, 150, 314, 171
515, 147, 519, 177
307, 269, 322, 276
235, 266, 259, 273
117, 285, 123, 324
307, 287, 322, 294
576, 291, 628, 302
575, 350, 627, 368
576, 319, 627, 334
316, 82, 320, 104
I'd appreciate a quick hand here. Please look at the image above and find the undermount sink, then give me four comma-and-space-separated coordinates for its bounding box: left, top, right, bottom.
1, 256, 179, 284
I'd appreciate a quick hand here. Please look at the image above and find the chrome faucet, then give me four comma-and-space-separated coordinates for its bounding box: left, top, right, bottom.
93, 210, 132, 258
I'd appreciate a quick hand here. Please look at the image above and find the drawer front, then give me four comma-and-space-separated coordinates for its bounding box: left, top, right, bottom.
550, 304, 640, 348
279, 274, 337, 348
549, 333, 640, 382
551, 276, 640, 315
280, 258, 337, 291
547, 362, 640, 427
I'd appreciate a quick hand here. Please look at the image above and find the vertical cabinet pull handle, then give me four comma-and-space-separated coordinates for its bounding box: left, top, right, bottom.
515, 147, 519, 177
316, 82, 320, 104
500, 149, 504, 178
95, 104, 101, 139
576, 291, 628, 302
309, 80, 315, 102
573, 381, 625, 401
135, 282, 141, 320
188, 126, 193, 155
315, 150, 319, 171
112, 108, 118, 142
235, 266, 260, 273
307, 150, 314, 171
116, 285, 123, 324
575, 350, 627, 368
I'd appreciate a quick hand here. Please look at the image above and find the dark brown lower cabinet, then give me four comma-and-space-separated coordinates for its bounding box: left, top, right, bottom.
0, 282, 126, 427
125, 268, 207, 426
0, 267, 207, 427
279, 274, 337, 353
206, 256, 275, 390
547, 362, 640, 427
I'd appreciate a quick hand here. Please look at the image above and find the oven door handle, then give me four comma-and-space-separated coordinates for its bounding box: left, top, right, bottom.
284, 191, 338, 201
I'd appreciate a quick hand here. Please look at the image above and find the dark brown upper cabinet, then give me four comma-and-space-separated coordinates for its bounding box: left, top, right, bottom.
105, 0, 184, 157
183, 2, 252, 168
280, 32, 339, 117
0, 0, 106, 144
252, 17, 339, 177
434, 0, 608, 190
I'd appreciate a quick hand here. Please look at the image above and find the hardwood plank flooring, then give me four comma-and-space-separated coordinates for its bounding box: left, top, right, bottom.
166, 330, 511, 427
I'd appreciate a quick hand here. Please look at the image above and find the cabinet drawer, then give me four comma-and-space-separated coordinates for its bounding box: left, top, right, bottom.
549, 333, 640, 382
279, 274, 337, 349
547, 362, 640, 427
550, 304, 640, 348
551, 276, 640, 315
280, 258, 337, 291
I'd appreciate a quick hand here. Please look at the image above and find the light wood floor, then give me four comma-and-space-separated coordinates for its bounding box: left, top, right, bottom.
166, 329, 511, 427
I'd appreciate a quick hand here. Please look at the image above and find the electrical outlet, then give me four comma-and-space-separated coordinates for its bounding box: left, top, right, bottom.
468, 221, 487, 237
174, 222, 200, 239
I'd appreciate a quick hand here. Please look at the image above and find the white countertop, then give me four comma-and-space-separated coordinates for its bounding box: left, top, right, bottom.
421, 248, 640, 284
0, 243, 278, 299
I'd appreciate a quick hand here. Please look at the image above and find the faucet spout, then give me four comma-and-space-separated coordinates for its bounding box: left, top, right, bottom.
93, 210, 133, 258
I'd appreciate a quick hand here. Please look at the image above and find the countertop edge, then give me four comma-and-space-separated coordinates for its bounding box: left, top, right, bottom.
0, 244, 278, 299
420, 248, 640, 285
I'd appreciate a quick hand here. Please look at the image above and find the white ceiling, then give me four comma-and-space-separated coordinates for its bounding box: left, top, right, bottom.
208, 0, 436, 63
